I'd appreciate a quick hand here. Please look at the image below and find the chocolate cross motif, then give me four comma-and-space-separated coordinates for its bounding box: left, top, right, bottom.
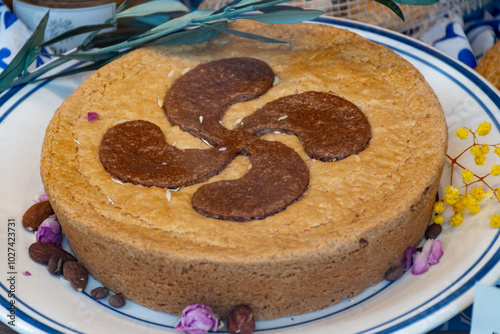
99, 57, 371, 221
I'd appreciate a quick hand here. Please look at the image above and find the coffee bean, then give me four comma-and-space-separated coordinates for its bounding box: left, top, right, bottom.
109, 294, 126, 308
90, 287, 109, 300
385, 265, 404, 281
425, 223, 442, 240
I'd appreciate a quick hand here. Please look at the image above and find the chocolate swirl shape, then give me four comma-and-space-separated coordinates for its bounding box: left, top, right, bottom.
100, 57, 371, 221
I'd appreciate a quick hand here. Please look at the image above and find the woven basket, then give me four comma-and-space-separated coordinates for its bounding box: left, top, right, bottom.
198, 0, 489, 36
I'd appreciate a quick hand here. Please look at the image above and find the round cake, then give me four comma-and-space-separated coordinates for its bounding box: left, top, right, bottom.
41, 20, 448, 320
476, 39, 500, 91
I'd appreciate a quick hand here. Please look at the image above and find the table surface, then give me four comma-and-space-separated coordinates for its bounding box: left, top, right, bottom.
0, 322, 17, 334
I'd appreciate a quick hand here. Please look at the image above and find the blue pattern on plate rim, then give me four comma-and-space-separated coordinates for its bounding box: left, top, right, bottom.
0, 284, 84, 334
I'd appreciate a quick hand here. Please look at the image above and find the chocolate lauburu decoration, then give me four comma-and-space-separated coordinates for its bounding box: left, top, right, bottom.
99, 57, 371, 221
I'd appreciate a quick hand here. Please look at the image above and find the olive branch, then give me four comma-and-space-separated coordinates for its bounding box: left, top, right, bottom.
0, 0, 437, 94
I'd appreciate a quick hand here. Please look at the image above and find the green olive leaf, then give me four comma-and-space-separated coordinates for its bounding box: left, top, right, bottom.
374, 0, 405, 20
213, 0, 245, 13
247, 8, 323, 23
124, 10, 213, 43
0, 12, 48, 89
391, 0, 438, 4
53, 51, 120, 61
0, 0, 420, 94
116, 0, 134, 13
40, 24, 115, 48
259, 4, 308, 12
73, 11, 210, 56
232, 0, 279, 9
113, 0, 189, 19
199, 23, 286, 43
82, 26, 151, 49
38, 57, 122, 81
146, 21, 227, 45
133, 13, 172, 26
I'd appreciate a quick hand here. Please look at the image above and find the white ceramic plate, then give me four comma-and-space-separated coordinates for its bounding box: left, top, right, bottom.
2, 16, 500, 334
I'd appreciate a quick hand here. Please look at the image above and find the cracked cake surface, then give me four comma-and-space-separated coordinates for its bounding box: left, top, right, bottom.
41, 20, 447, 319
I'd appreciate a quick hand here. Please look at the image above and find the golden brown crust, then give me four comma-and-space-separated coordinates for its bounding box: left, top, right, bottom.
476, 40, 500, 91
41, 20, 447, 319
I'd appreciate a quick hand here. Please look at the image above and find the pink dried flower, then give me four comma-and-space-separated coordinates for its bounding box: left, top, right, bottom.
401, 246, 416, 271
175, 304, 218, 334
22, 271, 31, 276
412, 239, 443, 275
87, 112, 99, 121
36, 215, 62, 247
34, 192, 49, 202
428, 240, 444, 265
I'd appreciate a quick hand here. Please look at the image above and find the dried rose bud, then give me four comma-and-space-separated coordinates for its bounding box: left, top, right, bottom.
412, 239, 444, 275
175, 304, 218, 334
87, 112, 99, 121
226, 305, 255, 334
34, 192, 49, 203
36, 215, 62, 247
401, 246, 416, 271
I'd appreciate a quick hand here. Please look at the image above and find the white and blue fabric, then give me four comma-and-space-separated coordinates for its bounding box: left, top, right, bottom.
465, 4, 500, 60
419, 0, 500, 68
0, 0, 50, 74
420, 16, 479, 67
